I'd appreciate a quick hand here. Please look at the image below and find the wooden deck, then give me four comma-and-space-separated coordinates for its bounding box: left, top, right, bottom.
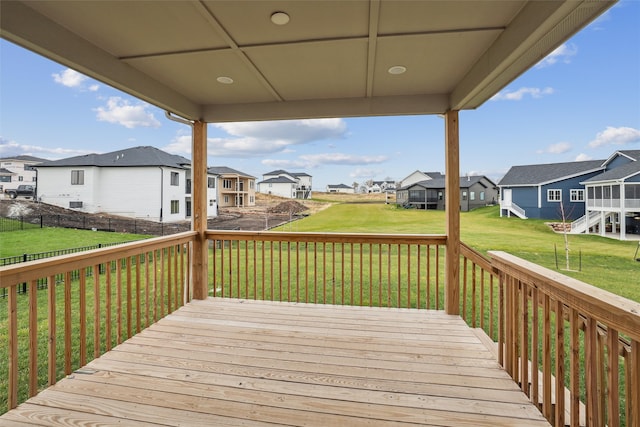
1, 298, 550, 426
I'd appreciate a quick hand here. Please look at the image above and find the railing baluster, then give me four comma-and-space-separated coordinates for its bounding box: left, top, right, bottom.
631, 340, 640, 427
145, 252, 150, 327
606, 328, 620, 427
569, 308, 580, 427
417, 245, 421, 309
47, 272, 56, 386
531, 287, 539, 409
64, 271, 72, 373
28, 279, 37, 397
585, 317, 599, 426
94, 264, 101, 358
135, 255, 141, 334
462, 257, 468, 321
555, 300, 565, 427
126, 257, 132, 338
8, 284, 18, 410
79, 269, 87, 366
105, 266, 112, 353
520, 282, 529, 397
117, 259, 123, 344
542, 293, 551, 422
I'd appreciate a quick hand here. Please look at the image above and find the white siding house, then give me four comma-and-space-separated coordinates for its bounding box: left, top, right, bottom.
258, 170, 312, 199
36, 146, 217, 222
0, 155, 46, 194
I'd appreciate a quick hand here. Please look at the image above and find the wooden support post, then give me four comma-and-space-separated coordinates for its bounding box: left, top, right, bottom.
192, 120, 209, 300
445, 110, 460, 315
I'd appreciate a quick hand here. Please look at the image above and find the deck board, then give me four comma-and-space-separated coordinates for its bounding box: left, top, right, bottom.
2, 298, 550, 426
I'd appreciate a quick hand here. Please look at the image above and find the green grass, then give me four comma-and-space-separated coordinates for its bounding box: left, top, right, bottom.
0, 228, 150, 258
280, 204, 640, 302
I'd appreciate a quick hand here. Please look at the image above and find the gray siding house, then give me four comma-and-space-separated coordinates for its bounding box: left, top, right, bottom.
580, 150, 640, 239
396, 175, 497, 212
498, 160, 605, 220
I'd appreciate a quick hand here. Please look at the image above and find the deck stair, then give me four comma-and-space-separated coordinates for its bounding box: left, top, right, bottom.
570, 211, 603, 234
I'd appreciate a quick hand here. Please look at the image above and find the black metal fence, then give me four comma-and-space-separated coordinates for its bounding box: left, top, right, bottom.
0, 214, 189, 235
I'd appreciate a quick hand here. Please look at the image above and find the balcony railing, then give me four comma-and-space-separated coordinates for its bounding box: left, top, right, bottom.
2, 230, 639, 426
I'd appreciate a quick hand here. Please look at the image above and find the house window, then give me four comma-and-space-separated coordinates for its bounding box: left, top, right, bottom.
208, 177, 215, 188
462, 191, 467, 201
470, 192, 475, 201
170, 200, 179, 214
603, 186, 611, 199
0, 176, 10, 182
170, 172, 179, 186
224, 195, 229, 203
570, 189, 585, 202
69, 201, 83, 208
250, 181, 254, 189
547, 189, 561, 202
18, 176, 23, 181
209, 199, 214, 206
250, 196, 254, 203
480, 191, 485, 201
438, 191, 443, 200
71, 170, 84, 185
223, 179, 232, 189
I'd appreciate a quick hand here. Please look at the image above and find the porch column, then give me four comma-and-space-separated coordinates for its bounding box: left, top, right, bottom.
192, 120, 209, 300
444, 110, 460, 315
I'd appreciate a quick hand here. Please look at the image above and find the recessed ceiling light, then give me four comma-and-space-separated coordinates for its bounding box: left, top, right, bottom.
388, 65, 407, 75
271, 11, 290, 25
216, 76, 234, 84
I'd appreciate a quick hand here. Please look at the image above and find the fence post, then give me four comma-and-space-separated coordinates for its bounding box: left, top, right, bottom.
20, 216, 24, 230
22, 253, 28, 293
40, 215, 43, 228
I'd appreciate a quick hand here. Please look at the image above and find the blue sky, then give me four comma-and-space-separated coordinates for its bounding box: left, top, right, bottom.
1, 1, 639, 191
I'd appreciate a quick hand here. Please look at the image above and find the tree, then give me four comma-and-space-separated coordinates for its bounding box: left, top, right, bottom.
352, 181, 359, 190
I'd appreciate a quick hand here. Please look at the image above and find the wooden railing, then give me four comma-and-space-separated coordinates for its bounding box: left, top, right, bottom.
0, 231, 195, 411
489, 251, 640, 427
206, 230, 447, 309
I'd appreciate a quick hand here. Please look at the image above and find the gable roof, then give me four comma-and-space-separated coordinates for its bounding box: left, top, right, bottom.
208, 166, 254, 178
0, 167, 16, 175
399, 175, 493, 191
258, 176, 297, 184
327, 184, 352, 189
498, 160, 605, 186
582, 159, 640, 183
602, 149, 640, 167
36, 146, 191, 169
0, 155, 49, 163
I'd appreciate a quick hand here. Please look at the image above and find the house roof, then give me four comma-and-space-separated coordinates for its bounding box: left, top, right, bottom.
399, 175, 492, 191
582, 160, 640, 184
258, 176, 297, 185
0, 155, 49, 163
498, 160, 605, 186
0, 1, 614, 122
328, 184, 352, 189
36, 146, 191, 169
208, 166, 254, 178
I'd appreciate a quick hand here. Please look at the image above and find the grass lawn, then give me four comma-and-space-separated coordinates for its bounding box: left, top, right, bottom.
0, 228, 150, 259
279, 203, 640, 302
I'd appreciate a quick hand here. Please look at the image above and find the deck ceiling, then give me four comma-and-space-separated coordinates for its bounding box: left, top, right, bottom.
1, 0, 614, 123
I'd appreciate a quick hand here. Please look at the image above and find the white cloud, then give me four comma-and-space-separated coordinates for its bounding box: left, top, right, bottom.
536, 142, 572, 154
95, 97, 161, 129
52, 68, 100, 91
0, 136, 93, 159
575, 153, 593, 161
207, 119, 348, 157
588, 126, 640, 148
535, 43, 578, 68
261, 152, 388, 170
491, 87, 554, 101
349, 168, 383, 179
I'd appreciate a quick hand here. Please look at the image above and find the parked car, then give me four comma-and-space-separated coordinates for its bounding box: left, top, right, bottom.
4, 184, 35, 199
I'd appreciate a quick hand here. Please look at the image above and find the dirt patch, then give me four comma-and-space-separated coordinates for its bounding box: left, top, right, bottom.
546, 222, 572, 233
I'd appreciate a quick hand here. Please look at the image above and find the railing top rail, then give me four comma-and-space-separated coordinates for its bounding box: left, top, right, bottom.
0, 231, 197, 288
489, 250, 640, 341
206, 230, 447, 245
460, 242, 494, 273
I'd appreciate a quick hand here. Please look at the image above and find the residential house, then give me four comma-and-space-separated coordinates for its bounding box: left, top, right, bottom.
498, 160, 606, 220
326, 183, 355, 194
208, 166, 256, 208
399, 170, 444, 188
36, 146, 218, 222
580, 150, 640, 239
0, 155, 47, 194
396, 175, 498, 211
367, 180, 396, 193
258, 170, 312, 199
